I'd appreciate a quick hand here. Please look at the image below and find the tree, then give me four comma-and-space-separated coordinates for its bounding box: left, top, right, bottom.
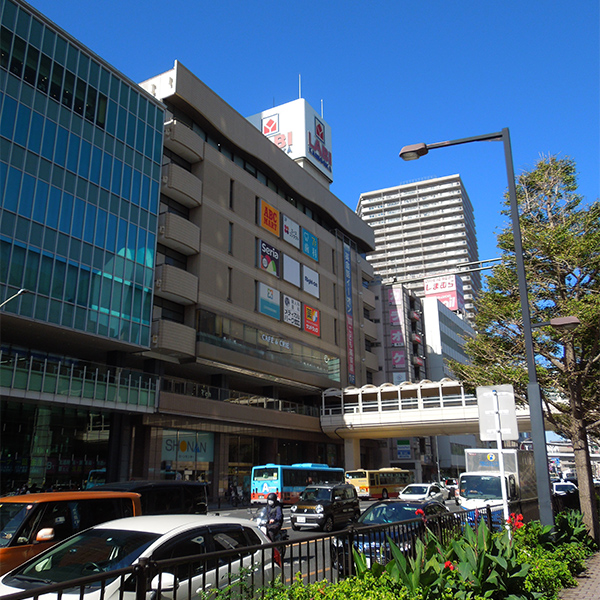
450, 155, 600, 542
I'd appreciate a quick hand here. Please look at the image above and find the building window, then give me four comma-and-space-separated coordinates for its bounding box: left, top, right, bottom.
228, 222, 233, 255
229, 179, 234, 210
227, 267, 232, 302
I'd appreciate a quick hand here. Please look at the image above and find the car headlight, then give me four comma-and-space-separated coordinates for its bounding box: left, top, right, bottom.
315, 504, 324, 514
290, 505, 297, 513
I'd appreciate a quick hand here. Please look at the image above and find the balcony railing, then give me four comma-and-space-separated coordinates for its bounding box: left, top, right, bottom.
0, 348, 158, 411
160, 377, 321, 418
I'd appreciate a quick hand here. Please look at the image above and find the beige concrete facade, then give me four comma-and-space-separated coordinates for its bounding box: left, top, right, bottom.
138, 61, 377, 497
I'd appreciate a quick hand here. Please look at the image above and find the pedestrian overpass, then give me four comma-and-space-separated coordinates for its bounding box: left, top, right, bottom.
320, 379, 536, 470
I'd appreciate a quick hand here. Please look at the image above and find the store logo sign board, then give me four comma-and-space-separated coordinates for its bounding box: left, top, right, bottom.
424, 274, 465, 312
162, 432, 215, 462
392, 349, 406, 369
302, 230, 319, 261
260, 199, 280, 236
390, 327, 404, 347
258, 282, 280, 320
302, 265, 320, 298
304, 304, 320, 336
282, 215, 300, 248
260, 240, 280, 277
247, 98, 333, 181
283, 295, 301, 328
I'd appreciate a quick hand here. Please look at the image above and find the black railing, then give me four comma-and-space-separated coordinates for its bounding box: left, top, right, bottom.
0, 507, 508, 600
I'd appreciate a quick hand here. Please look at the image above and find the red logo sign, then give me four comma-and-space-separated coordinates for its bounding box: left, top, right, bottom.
315, 118, 325, 142
262, 115, 279, 135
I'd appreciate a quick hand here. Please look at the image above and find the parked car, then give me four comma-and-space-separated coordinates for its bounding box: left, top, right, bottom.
0, 514, 281, 599
398, 483, 446, 503
290, 483, 360, 532
331, 499, 449, 573
552, 481, 578, 496
0, 491, 141, 575
94, 480, 208, 515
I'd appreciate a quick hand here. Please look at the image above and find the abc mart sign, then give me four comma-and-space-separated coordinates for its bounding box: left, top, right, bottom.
247, 98, 333, 182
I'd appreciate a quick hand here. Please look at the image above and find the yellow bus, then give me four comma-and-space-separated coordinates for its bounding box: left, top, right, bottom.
345, 467, 413, 500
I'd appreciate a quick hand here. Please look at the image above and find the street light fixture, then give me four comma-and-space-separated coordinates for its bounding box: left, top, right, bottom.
399, 128, 555, 529
0, 288, 29, 309
532, 316, 581, 332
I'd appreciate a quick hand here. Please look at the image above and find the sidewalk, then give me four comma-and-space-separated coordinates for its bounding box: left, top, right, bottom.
559, 552, 600, 600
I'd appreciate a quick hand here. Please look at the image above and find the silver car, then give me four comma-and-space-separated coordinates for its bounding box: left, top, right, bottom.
397, 483, 446, 504
0, 514, 281, 599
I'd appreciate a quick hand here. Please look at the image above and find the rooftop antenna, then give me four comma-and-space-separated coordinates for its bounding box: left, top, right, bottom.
321, 99, 324, 118
298, 74, 301, 99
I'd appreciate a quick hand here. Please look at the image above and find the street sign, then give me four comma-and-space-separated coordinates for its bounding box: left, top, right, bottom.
476, 384, 519, 441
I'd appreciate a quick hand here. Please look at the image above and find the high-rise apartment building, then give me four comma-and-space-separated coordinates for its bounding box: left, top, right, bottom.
1, 0, 377, 497
357, 174, 481, 322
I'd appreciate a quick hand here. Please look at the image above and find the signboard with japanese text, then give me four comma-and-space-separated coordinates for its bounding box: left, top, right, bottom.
424, 274, 465, 312
247, 98, 333, 182
344, 243, 355, 385
304, 304, 321, 336
282, 215, 301, 248
283, 295, 302, 328
390, 327, 404, 347
302, 230, 319, 261
392, 349, 406, 370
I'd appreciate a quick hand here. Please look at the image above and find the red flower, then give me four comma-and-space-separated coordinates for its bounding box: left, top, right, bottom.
444, 560, 455, 570
415, 508, 425, 516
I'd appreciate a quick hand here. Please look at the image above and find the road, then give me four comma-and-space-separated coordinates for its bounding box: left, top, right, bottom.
209, 498, 463, 584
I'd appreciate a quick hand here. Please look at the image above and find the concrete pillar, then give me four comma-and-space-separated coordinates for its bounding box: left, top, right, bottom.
344, 438, 361, 470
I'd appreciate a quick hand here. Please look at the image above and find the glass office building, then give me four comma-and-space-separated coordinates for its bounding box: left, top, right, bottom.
1, 0, 164, 345
0, 0, 164, 492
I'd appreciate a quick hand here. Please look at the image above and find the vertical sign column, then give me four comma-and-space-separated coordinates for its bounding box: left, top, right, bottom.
343, 243, 355, 385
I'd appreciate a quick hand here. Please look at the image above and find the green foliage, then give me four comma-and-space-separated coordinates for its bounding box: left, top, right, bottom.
554, 509, 598, 550
516, 545, 576, 599
352, 522, 536, 600
206, 513, 596, 600
254, 572, 411, 600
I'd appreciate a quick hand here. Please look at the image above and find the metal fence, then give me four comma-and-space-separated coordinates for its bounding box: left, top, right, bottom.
0, 506, 511, 600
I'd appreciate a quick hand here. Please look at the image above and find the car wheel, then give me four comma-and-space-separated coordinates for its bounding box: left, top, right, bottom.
382, 489, 389, 500
291, 522, 300, 531
322, 516, 334, 532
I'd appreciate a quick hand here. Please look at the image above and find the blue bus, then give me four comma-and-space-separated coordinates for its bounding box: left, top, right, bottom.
251, 463, 345, 505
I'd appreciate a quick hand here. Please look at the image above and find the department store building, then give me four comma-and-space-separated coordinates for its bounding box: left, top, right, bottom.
0, 0, 376, 499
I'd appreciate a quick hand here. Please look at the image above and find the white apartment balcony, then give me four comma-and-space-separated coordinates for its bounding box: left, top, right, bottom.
158, 212, 200, 255
155, 263, 198, 305
161, 163, 202, 208
164, 120, 204, 163
151, 319, 196, 359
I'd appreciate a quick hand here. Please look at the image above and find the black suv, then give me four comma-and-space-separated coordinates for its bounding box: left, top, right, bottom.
94, 480, 208, 515
290, 483, 360, 532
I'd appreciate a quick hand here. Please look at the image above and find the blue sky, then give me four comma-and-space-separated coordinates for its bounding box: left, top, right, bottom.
26, 0, 599, 264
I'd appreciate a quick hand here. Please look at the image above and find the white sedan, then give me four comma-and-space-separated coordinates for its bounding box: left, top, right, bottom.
0, 514, 281, 599
398, 483, 446, 504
